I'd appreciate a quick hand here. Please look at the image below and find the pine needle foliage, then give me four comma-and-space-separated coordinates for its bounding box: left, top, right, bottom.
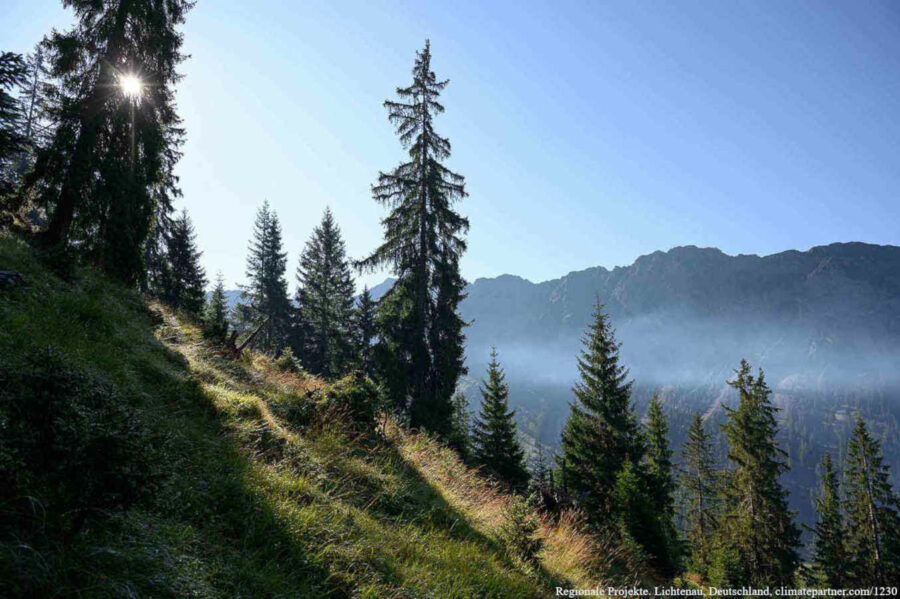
27, 0, 192, 284
294, 207, 356, 378
843, 417, 900, 585
812, 453, 848, 587
471, 349, 529, 492
359, 40, 469, 437
715, 360, 800, 586
680, 412, 719, 576
557, 301, 642, 525
243, 201, 292, 353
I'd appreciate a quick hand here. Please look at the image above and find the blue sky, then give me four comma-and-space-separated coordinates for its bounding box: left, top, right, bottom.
4, 1, 900, 290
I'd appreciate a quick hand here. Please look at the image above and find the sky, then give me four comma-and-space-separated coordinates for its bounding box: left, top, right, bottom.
4, 0, 900, 291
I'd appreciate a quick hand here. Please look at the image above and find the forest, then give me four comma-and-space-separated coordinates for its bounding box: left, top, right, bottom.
1, 1, 899, 596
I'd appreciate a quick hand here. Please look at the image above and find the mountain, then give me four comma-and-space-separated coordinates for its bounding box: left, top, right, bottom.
455, 242, 900, 537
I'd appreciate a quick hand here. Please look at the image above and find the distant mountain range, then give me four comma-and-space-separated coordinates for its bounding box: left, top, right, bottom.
222, 242, 900, 535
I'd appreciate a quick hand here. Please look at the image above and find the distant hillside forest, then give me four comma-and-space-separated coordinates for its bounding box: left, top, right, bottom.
2, 1, 899, 595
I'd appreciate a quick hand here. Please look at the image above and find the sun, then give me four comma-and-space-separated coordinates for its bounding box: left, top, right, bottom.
119, 73, 143, 98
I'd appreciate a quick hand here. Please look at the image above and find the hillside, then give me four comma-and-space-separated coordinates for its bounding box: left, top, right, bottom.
0, 235, 640, 597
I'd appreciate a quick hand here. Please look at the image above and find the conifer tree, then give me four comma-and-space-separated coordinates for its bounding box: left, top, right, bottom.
681, 412, 719, 575
812, 453, 848, 587
354, 285, 377, 378
557, 302, 642, 524
646, 395, 676, 519
843, 417, 900, 585
26, 1, 191, 284
244, 201, 292, 353
471, 349, 529, 491
163, 209, 206, 315
716, 360, 800, 586
644, 394, 681, 575
295, 208, 356, 378
0, 52, 28, 198
359, 40, 469, 437
448, 390, 470, 459
204, 272, 229, 341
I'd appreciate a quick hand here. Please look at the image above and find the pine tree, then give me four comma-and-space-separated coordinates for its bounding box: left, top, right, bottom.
716, 360, 800, 586
644, 394, 681, 575
294, 208, 356, 378
843, 417, 900, 585
471, 349, 529, 491
354, 285, 377, 378
557, 301, 642, 525
812, 453, 848, 587
0, 52, 28, 198
204, 272, 229, 340
244, 201, 292, 354
26, 1, 191, 284
163, 209, 206, 315
447, 390, 470, 459
681, 412, 719, 576
358, 40, 469, 437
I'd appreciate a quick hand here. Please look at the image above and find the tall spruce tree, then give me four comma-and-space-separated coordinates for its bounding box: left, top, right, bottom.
644, 394, 681, 574
557, 301, 642, 525
716, 360, 800, 586
26, 1, 191, 284
812, 453, 848, 587
244, 201, 292, 354
354, 286, 377, 378
843, 417, 900, 585
681, 412, 719, 576
471, 349, 529, 491
163, 209, 206, 315
295, 208, 356, 378
0, 52, 28, 198
204, 272, 229, 340
358, 40, 469, 437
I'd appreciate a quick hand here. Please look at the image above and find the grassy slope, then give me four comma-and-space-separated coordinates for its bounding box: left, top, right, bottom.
0, 234, 603, 598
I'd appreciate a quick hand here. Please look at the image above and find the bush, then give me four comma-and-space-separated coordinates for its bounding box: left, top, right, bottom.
497, 495, 543, 567
0, 347, 162, 537
273, 347, 305, 374
316, 375, 380, 432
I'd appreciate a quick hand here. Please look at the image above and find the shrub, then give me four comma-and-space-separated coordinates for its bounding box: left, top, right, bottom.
273, 347, 305, 374
0, 347, 162, 537
312, 375, 380, 434
497, 495, 543, 567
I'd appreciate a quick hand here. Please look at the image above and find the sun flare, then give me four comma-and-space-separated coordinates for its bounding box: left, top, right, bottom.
119, 73, 143, 98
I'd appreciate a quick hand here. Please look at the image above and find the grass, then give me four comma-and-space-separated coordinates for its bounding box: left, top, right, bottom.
0, 233, 611, 597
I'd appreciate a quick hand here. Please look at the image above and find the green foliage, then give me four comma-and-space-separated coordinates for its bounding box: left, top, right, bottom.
471, 349, 529, 491
843, 417, 900, 585
354, 285, 377, 378
312, 375, 381, 434
557, 301, 642, 524
715, 360, 800, 586
680, 412, 719, 576
0, 235, 557, 597
497, 495, 543, 568
294, 207, 356, 378
359, 40, 469, 437
162, 209, 206, 315
642, 395, 681, 575
203, 272, 230, 340
0, 51, 28, 198
27, 0, 191, 284
0, 347, 161, 537
243, 200, 292, 353
812, 453, 848, 587
448, 390, 471, 459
